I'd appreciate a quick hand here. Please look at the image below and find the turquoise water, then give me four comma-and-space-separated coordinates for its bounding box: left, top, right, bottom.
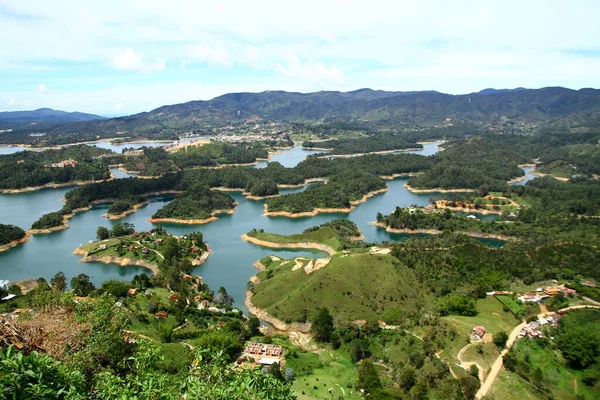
0, 142, 504, 308
512, 166, 537, 186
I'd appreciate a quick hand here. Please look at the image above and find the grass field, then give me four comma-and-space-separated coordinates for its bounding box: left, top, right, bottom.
251, 252, 426, 323
293, 349, 360, 400
485, 369, 544, 400
463, 342, 500, 370
441, 297, 520, 363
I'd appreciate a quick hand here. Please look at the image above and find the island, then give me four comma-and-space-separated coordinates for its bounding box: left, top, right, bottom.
149, 185, 236, 224
0, 223, 30, 252
373, 206, 515, 241
302, 134, 423, 156
264, 170, 388, 217
243, 219, 364, 257
0, 145, 112, 192
100, 195, 150, 220
73, 224, 210, 274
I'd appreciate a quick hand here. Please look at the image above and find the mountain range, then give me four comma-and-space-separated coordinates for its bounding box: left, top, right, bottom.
5, 87, 600, 135
0, 108, 105, 125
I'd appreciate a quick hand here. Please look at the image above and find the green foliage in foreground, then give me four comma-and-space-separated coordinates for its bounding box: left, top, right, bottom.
0, 223, 26, 245
0, 345, 295, 400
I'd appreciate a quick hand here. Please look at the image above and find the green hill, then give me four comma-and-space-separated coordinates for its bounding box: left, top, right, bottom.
250, 251, 427, 323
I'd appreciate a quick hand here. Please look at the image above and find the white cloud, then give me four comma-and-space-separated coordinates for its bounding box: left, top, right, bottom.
187, 43, 231, 67
1, 0, 600, 113
37, 83, 47, 93
108, 49, 165, 73
245, 45, 263, 68
277, 52, 345, 87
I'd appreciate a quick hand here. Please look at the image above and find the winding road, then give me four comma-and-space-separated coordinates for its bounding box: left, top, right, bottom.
475, 304, 600, 399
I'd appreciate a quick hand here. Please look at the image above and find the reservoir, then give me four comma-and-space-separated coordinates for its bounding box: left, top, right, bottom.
0, 142, 506, 308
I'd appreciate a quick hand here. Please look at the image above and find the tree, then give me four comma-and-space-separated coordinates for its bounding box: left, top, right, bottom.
284, 367, 294, 382
99, 279, 129, 298
96, 226, 110, 241
111, 222, 135, 238
50, 271, 67, 292
356, 360, 381, 395
71, 274, 95, 297
399, 366, 416, 392
247, 316, 261, 336
214, 286, 234, 307
269, 362, 284, 382
556, 326, 600, 369
7, 284, 21, 295
493, 331, 509, 349
311, 308, 334, 343
478, 184, 489, 197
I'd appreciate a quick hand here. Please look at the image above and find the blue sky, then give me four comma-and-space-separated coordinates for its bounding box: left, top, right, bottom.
1, 0, 599, 116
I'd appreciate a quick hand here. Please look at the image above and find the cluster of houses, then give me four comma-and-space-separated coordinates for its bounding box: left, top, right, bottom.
49, 159, 78, 168
517, 285, 577, 303
519, 313, 562, 339
238, 342, 284, 366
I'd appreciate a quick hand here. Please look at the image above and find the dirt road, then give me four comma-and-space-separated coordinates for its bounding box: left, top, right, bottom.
476, 304, 600, 399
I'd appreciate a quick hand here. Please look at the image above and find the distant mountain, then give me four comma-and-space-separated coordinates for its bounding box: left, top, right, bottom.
0, 108, 105, 124
7, 87, 600, 136
477, 88, 527, 95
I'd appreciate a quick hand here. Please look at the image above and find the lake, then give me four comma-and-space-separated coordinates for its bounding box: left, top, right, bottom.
0, 142, 505, 309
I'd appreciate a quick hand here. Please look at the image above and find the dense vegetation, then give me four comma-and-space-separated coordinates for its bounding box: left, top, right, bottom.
265, 170, 387, 213
31, 211, 65, 230
107, 195, 146, 216
0, 224, 26, 245
302, 134, 422, 154
407, 136, 527, 190
0, 145, 111, 189
151, 185, 236, 221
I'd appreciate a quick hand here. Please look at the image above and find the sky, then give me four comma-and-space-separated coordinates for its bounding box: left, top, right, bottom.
1, 0, 599, 116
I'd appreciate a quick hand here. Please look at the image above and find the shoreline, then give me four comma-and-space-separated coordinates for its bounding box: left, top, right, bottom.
72, 242, 212, 274
101, 201, 151, 220
0, 177, 111, 194
245, 289, 312, 333
404, 183, 477, 193
148, 208, 235, 225
31, 190, 184, 236
371, 221, 512, 241
241, 233, 336, 256
435, 200, 504, 215
0, 232, 31, 253
315, 147, 423, 158
263, 187, 388, 218
379, 172, 421, 180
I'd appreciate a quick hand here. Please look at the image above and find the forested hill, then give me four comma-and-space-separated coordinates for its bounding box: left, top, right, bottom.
0, 108, 105, 125
6, 87, 600, 136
